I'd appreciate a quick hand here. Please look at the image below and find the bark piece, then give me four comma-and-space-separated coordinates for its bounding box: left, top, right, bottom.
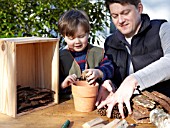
18, 102, 32, 112
35, 88, 55, 94
151, 91, 170, 105
29, 93, 51, 100
17, 85, 55, 113
132, 104, 150, 116
142, 91, 170, 114
130, 109, 150, 124
132, 94, 156, 109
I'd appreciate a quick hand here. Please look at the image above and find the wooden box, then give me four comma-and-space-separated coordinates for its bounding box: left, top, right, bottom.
0, 37, 59, 117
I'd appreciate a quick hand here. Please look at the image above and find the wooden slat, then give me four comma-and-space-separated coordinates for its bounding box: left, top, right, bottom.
52, 41, 59, 104
0, 41, 16, 117
17, 43, 36, 87
0, 37, 58, 44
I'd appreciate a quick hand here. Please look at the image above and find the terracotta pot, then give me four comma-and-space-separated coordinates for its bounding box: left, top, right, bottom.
72, 81, 99, 112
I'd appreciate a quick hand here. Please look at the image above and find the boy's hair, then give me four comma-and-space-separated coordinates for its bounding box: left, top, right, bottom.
105, 0, 141, 10
58, 9, 90, 37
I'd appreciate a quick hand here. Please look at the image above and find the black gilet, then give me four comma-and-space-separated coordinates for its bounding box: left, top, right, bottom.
105, 14, 170, 96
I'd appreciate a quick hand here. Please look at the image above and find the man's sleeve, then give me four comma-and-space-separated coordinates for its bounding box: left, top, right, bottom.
133, 22, 170, 90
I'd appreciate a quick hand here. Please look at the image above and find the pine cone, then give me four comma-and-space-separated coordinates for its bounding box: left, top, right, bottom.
97, 107, 107, 116
97, 104, 128, 119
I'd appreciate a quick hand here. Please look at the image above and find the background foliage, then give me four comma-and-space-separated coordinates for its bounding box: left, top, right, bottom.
0, 0, 109, 45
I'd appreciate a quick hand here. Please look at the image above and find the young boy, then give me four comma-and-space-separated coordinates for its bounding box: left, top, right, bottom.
58, 9, 115, 98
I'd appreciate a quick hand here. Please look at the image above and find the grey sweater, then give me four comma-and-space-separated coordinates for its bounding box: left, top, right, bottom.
132, 22, 170, 90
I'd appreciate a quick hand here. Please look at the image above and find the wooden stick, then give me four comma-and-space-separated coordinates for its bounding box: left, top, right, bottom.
82, 117, 105, 128
102, 119, 121, 128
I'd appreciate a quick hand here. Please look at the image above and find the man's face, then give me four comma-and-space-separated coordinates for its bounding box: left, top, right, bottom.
109, 3, 143, 38
64, 25, 89, 52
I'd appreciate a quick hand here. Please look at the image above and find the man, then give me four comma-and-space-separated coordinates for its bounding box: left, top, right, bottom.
97, 0, 170, 119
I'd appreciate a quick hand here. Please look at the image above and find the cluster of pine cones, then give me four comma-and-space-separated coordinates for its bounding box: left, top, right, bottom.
97, 104, 128, 119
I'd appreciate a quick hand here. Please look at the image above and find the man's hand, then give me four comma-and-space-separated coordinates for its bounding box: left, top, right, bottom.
97, 75, 138, 118
61, 74, 77, 89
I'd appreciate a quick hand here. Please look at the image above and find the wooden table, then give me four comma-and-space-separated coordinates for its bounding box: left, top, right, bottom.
56, 99, 156, 128
0, 99, 156, 128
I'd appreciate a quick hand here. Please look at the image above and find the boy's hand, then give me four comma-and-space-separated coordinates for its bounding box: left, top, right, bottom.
84, 69, 103, 85
95, 80, 116, 106
61, 74, 77, 89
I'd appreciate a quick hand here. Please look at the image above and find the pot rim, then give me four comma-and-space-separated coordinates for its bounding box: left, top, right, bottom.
71, 81, 99, 88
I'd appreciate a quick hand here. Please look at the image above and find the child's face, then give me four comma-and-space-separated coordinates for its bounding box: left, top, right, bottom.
64, 25, 89, 52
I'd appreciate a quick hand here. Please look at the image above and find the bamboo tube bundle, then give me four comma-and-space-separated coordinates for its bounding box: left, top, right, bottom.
150, 108, 170, 128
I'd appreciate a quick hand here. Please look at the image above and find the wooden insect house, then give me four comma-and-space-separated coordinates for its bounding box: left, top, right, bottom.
0, 37, 59, 117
